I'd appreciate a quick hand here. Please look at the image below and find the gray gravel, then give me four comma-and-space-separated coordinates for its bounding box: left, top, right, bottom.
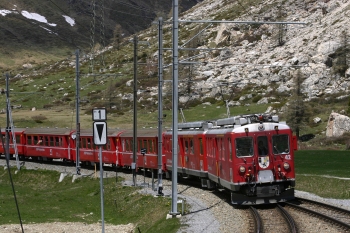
1, 159, 350, 233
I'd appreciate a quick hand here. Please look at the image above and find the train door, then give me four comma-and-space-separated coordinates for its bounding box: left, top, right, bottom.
206, 136, 217, 180
183, 137, 194, 172
256, 134, 274, 184
217, 136, 229, 181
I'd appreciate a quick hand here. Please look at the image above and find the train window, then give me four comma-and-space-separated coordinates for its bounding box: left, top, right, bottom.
143, 140, 148, 152
184, 139, 189, 154
148, 140, 153, 153
199, 138, 203, 155
50, 137, 54, 146
216, 138, 222, 160
122, 139, 126, 151
27, 136, 32, 145
190, 139, 194, 154
207, 137, 215, 158
56, 137, 62, 147
87, 138, 92, 149
235, 137, 253, 157
80, 138, 85, 148
16, 135, 20, 144
34, 136, 39, 145
107, 140, 111, 150
127, 139, 130, 151
221, 138, 225, 161
272, 134, 290, 154
228, 138, 232, 161
44, 136, 49, 146
257, 136, 268, 156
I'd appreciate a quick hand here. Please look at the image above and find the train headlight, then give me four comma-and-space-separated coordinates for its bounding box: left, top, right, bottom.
283, 162, 290, 170
239, 166, 246, 173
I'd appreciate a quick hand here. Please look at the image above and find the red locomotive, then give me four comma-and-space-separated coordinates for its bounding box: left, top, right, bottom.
0, 113, 297, 205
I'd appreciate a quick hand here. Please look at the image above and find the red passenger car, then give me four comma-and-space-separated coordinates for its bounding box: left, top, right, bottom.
164, 122, 209, 182
23, 128, 73, 161
0, 128, 26, 159
69, 129, 125, 166
119, 129, 163, 171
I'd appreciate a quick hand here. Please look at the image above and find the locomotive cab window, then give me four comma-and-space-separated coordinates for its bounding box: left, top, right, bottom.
257, 136, 268, 156
272, 134, 290, 154
235, 137, 253, 157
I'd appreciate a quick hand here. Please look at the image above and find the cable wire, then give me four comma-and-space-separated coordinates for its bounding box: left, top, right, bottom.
0, 127, 24, 233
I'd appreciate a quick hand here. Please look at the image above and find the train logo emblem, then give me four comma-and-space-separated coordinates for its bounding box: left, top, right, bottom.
258, 156, 270, 168
258, 124, 265, 131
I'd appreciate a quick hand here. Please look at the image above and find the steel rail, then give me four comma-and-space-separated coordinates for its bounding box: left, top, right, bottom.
277, 204, 298, 233
249, 206, 263, 233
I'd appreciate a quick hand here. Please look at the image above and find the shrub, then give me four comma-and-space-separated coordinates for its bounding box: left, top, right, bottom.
252, 95, 263, 103
32, 115, 47, 123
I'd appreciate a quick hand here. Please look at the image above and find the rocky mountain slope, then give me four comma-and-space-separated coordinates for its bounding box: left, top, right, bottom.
0, 0, 201, 71
166, 0, 350, 103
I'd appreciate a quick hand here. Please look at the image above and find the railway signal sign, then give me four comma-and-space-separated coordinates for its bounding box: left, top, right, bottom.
93, 122, 107, 145
141, 148, 146, 155
92, 108, 107, 121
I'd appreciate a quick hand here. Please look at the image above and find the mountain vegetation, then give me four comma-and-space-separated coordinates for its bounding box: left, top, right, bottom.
1, 0, 350, 150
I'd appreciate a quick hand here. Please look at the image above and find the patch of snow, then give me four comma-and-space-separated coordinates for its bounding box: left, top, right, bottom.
0, 9, 14, 16
21, 10, 56, 26
63, 15, 75, 26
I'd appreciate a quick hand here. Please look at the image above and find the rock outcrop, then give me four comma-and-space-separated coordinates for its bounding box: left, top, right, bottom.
326, 112, 350, 137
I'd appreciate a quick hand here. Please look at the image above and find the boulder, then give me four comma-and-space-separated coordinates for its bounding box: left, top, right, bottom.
326, 112, 350, 137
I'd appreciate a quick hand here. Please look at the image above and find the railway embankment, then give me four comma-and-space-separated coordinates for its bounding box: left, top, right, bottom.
1, 159, 350, 233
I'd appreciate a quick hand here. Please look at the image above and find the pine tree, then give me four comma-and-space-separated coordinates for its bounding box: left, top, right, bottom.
285, 70, 311, 139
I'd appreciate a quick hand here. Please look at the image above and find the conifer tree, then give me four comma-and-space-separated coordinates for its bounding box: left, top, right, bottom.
285, 70, 311, 139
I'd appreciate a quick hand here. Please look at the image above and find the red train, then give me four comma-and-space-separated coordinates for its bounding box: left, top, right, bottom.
0, 113, 297, 205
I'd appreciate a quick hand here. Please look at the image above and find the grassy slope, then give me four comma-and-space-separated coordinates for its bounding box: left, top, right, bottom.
0, 150, 349, 230
0, 168, 180, 232
295, 150, 350, 199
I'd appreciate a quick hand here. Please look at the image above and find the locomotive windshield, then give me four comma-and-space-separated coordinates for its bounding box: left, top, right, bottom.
235, 137, 253, 157
257, 136, 268, 156
272, 134, 290, 154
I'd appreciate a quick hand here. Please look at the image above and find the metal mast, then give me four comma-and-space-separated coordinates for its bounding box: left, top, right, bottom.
157, 17, 164, 196
75, 50, 81, 175
89, 0, 96, 73
132, 35, 138, 186
170, 0, 180, 217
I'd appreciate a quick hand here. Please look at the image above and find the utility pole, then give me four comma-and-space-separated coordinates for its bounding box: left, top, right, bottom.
132, 35, 138, 186
5, 73, 24, 232
75, 50, 81, 175
157, 17, 164, 196
170, 0, 180, 217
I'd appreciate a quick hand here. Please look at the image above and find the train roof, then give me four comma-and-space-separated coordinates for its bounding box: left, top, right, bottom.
1, 128, 26, 134
76, 128, 125, 137
22, 128, 74, 135
120, 128, 159, 137
170, 113, 281, 132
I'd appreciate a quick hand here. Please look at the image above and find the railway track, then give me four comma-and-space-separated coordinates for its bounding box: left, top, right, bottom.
286, 197, 350, 232
248, 205, 298, 233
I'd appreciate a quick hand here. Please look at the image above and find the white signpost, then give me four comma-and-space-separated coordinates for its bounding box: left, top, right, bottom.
93, 122, 107, 145
92, 108, 107, 233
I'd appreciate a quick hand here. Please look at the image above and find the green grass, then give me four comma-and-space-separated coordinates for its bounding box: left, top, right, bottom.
1, 150, 350, 230
295, 150, 350, 199
0, 167, 180, 232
